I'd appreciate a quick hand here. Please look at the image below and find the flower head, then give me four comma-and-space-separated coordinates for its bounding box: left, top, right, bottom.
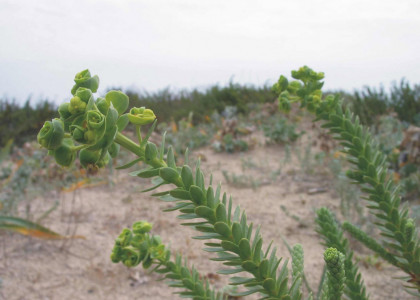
128, 107, 156, 125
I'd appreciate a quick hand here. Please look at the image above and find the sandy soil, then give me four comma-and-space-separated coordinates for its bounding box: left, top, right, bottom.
0, 129, 414, 300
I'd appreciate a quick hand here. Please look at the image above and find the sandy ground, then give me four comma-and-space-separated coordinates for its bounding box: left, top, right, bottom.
0, 130, 414, 300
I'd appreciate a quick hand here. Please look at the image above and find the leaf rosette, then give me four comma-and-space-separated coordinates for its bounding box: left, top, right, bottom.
37, 118, 64, 150
86, 107, 118, 152
87, 110, 105, 130
71, 69, 99, 95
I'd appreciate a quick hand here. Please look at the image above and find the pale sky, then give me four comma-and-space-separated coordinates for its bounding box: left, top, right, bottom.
1, 0, 419, 104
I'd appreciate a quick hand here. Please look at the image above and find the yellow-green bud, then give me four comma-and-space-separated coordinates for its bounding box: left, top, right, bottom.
313, 95, 321, 103
84, 130, 95, 143
316, 72, 325, 80
68, 96, 87, 114
132, 221, 152, 234
150, 244, 166, 260
127, 107, 156, 125
287, 81, 301, 93
37, 119, 64, 150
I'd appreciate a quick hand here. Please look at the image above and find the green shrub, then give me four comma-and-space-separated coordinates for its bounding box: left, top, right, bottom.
0, 99, 57, 147
124, 82, 276, 125
344, 86, 389, 126
390, 80, 420, 125
262, 116, 302, 144
157, 112, 215, 156
212, 133, 249, 153
0, 142, 81, 217
342, 79, 420, 127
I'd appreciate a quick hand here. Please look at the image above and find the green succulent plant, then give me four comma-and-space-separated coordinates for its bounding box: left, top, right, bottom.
38, 67, 420, 299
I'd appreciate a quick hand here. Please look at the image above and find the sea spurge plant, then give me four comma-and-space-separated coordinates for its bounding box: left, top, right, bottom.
111, 221, 228, 300
38, 70, 129, 172
315, 208, 367, 300
276, 65, 420, 295
40, 67, 420, 299
111, 221, 163, 268
322, 248, 346, 300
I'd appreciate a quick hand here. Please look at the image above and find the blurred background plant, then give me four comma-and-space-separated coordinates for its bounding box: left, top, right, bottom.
123, 81, 277, 126
0, 99, 57, 147
157, 111, 216, 156
0, 140, 80, 218
340, 79, 420, 127
211, 106, 255, 153
328, 156, 365, 224
262, 115, 302, 145
0, 138, 115, 220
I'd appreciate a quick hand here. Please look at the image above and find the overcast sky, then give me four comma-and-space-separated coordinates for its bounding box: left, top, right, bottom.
1, 0, 419, 104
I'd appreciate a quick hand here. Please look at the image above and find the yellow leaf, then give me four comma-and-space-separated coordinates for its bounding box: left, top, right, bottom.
62, 179, 108, 192
0, 216, 85, 240
62, 178, 90, 192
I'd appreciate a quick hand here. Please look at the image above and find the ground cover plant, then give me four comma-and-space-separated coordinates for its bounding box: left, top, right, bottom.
35, 67, 420, 299
0, 141, 85, 217
157, 111, 216, 156
261, 116, 301, 145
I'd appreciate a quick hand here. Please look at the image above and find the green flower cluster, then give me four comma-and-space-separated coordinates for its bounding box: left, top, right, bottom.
111, 221, 230, 300
111, 221, 168, 268
273, 66, 324, 113
37, 70, 156, 171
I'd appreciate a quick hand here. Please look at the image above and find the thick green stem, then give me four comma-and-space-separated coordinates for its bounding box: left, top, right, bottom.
114, 132, 143, 157
136, 125, 142, 145
71, 144, 88, 152
114, 132, 167, 169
